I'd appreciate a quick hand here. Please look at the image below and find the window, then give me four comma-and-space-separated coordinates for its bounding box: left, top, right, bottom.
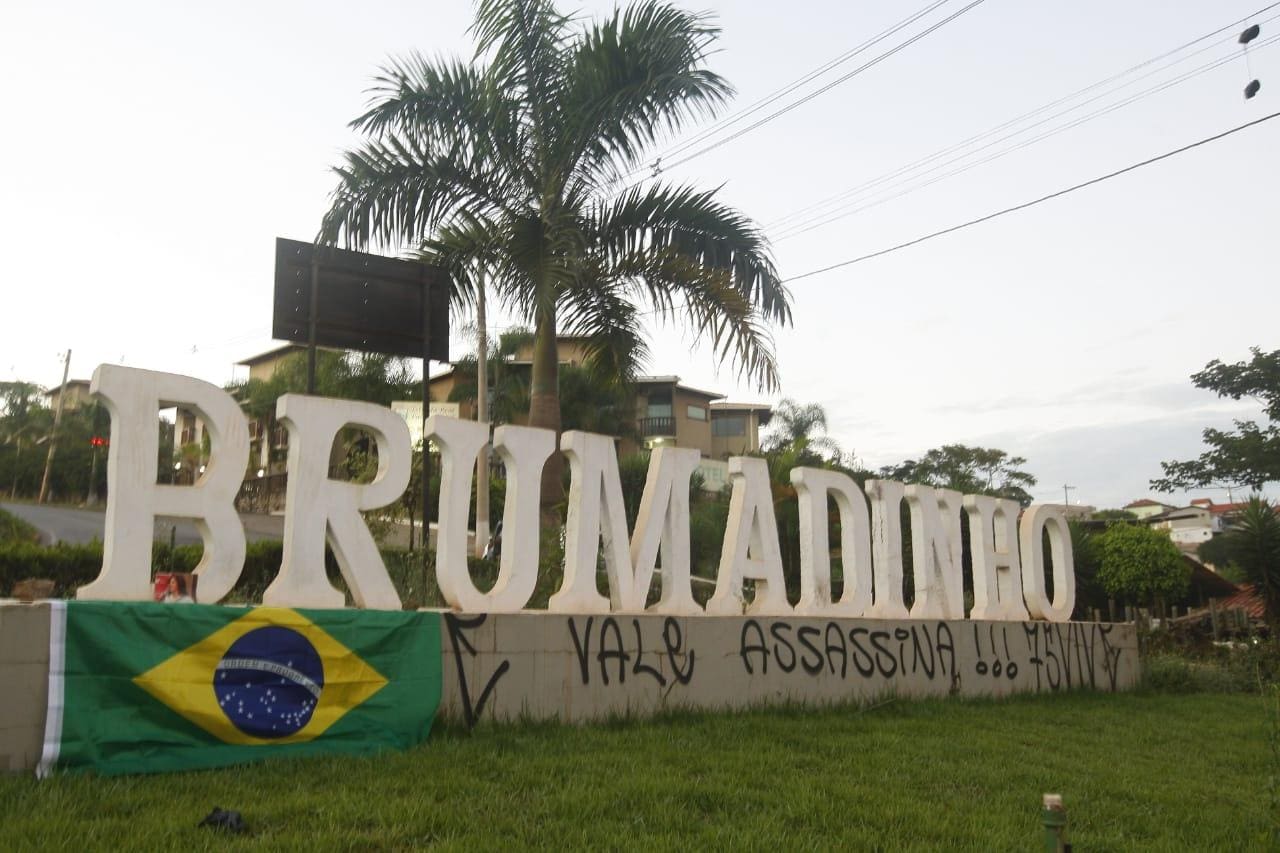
687, 405, 706, 421
712, 415, 747, 437
645, 390, 672, 419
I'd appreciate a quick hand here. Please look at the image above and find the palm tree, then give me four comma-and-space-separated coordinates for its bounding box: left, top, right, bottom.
320, 0, 791, 503
763, 398, 841, 465
1223, 497, 1280, 622
446, 328, 535, 426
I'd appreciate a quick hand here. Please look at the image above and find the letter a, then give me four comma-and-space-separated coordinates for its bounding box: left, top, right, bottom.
549, 434, 701, 614
706, 457, 790, 616
79, 365, 249, 603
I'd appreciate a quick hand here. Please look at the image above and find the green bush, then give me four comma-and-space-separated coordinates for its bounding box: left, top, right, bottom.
0, 541, 105, 597
0, 538, 287, 602
1142, 639, 1280, 694
1143, 654, 1239, 694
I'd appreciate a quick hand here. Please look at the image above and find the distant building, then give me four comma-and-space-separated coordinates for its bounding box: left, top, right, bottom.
44, 379, 93, 412
1123, 498, 1177, 519
1060, 504, 1095, 521
1188, 498, 1251, 526
1145, 505, 1218, 546
428, 337, 773, 491
218, 337, 775, 505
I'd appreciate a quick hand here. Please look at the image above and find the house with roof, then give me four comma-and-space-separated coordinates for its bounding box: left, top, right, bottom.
44, 379, 93, 413
221, 337, 773, 508
1188, 498, 1251, 527
425, 336, 772, 458
1145, 505, 1224, 550
1123, 498, 1177, 519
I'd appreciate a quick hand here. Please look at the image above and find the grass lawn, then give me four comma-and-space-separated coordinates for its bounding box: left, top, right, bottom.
0, 691, 1272, 850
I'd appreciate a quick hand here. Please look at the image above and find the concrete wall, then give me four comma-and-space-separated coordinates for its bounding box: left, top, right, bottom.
436, 613, 1139, 726
0, 603, 1139, 771
0, 603, 50, 772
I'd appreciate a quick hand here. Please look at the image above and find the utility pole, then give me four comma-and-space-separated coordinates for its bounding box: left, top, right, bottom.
1062, 483, 1075, 509
38, 349, 71, 504
474, 265, 490, 559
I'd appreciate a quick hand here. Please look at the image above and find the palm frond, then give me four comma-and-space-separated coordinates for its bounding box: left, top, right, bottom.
591, 182, 792, 327
561, 1, 732, 190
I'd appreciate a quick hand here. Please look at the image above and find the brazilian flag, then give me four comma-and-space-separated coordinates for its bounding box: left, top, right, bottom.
37, 601, 442, 776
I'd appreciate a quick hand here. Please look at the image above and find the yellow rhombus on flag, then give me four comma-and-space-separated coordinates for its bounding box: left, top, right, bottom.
134, 607, 389, 745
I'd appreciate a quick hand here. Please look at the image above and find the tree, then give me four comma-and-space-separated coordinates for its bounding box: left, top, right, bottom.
880, 444, 1037, 506
1215, 497, 1280, 621
1068, 521, 1109, 619
447, 328, 535, 426
320, 0, 791, 504
762, 398, 841, 466
1095, 522, 1190, 612
228, 351, 417, 412
1153, 347, 1280, 491
757, 400, 857, 595
0, 382, 50, 499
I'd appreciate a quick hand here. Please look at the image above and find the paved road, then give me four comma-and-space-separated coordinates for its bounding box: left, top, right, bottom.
1, 502, 283, 546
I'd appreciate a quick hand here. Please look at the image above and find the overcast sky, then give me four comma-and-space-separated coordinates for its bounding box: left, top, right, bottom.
2, 0, 1276, 509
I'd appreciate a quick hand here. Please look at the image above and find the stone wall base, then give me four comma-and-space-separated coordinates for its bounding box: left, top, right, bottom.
0, 603, 1140, 773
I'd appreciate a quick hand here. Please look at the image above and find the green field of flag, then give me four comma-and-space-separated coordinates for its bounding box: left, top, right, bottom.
38, 601, 442, 776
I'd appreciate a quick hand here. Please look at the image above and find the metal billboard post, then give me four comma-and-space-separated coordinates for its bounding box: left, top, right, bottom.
420, 264, 433, 597
272, 237, 451, 604
306, 259, 319, 395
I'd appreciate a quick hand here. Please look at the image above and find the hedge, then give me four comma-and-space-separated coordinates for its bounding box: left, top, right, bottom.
0, 539, 497, 610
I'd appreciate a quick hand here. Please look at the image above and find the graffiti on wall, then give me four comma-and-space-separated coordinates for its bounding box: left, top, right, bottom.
439, 615, 1136, 726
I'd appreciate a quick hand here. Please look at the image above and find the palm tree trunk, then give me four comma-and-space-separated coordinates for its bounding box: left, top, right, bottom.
528, 305, 563, 513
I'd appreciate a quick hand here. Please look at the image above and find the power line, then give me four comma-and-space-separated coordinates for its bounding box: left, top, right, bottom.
656, 0, 954, 165
661, 0, 990, 173
607, 0, 987, 199
609, 0, 957, 189
768, 3, 1280, 234
781, 110, 1280, 284
773, 32, 1280, 241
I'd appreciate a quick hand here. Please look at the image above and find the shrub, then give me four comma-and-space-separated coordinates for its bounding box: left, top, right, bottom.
1096, 522, 1189, 608
1142, 636, 1280, 694
0, 541, 104, 597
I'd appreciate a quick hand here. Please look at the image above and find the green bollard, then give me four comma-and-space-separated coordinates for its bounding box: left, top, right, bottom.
1042, 793, 1069, 852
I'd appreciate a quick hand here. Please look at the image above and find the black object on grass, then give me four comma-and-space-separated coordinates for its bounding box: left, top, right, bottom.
198, 807, 248, 834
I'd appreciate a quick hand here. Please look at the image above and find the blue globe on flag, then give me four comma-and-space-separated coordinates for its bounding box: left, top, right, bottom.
214, 626, 325, 739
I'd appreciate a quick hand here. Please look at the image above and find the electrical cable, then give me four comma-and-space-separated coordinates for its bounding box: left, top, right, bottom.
768, 3, 1280, 233
773, 32, 1280, 241
660, 0, 990, 172
780, 110, 1280, 283
609, 0, 957, 188
607, 0, 988, 199
656, 0, 954, 164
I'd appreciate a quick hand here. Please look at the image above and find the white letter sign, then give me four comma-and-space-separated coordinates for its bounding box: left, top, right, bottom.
266, 395, 409, 610
79, 365, 249, 603
706, 457, 790, 615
